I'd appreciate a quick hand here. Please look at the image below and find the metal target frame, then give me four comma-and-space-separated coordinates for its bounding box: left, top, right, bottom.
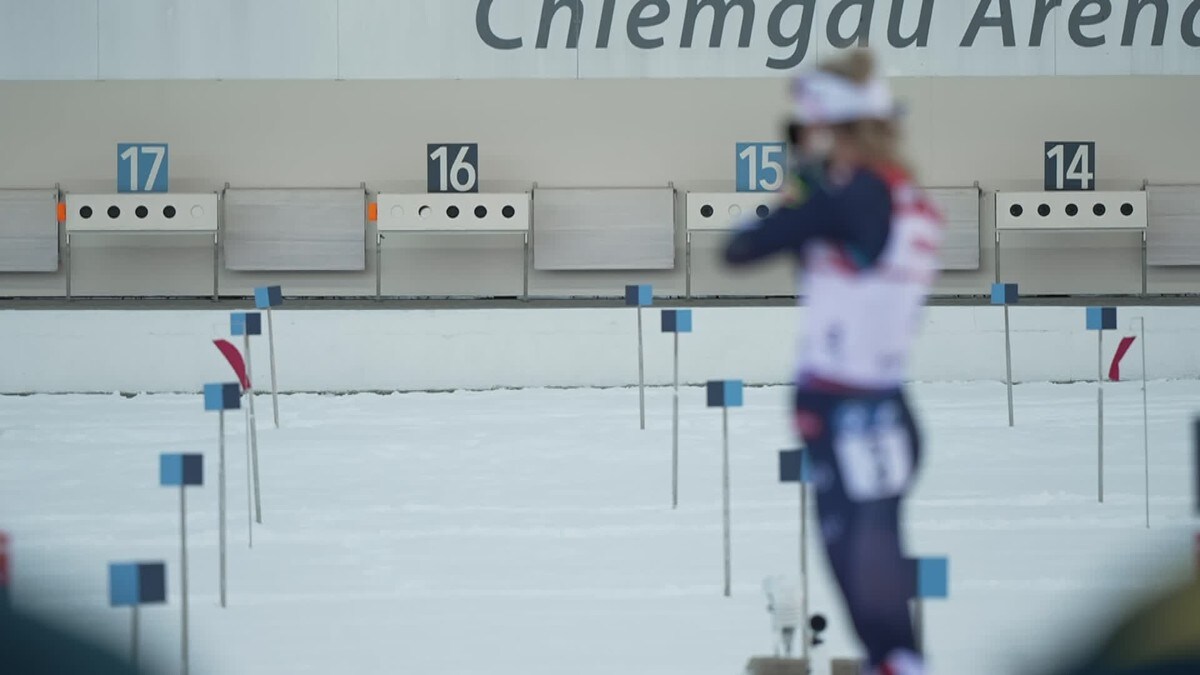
63, 192, 220, 299
994, 190, 1149, 294
374, 192, 531, 300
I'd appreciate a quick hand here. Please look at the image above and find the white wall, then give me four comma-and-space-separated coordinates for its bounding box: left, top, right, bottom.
1, 306, 1195, 394
3, 76, 1200, 299
3, 0, 1198, 80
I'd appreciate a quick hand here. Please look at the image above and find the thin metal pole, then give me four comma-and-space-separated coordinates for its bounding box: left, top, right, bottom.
375, 234, 383, 299
913, 599, 925, 655
130, 605, 139, 670
994, 230, 1001, 284
244, 396, 253, 549
219, 411, 227, 608
267, 307, 280, 428
1140, 318, 1149, 528
722, 407, 731, 598
672, 332, 679, 509
245, 333, 262, 524
800, 480, 810, 661
522, 232, 530, 301
180, 486, 189, 675
65, 234, 72, 300
1004, 304, 1014, 426
1098, 330, 1104, 504
637, 306, 645, 430
1141, 232, 1148, 297
685, 233, 693, 299
212, 233, 219, 301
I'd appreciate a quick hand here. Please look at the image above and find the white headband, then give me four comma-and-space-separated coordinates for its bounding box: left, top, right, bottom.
791, 70, 897, 124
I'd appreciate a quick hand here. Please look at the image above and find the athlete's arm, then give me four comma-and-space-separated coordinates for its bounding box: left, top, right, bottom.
722, 170, 893, 267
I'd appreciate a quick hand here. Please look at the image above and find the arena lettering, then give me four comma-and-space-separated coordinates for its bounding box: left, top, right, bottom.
962, 0, 1200, 49
476, 0, 1199, 70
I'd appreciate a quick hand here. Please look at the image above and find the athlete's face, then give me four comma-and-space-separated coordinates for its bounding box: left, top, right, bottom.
802, 125, 837, 158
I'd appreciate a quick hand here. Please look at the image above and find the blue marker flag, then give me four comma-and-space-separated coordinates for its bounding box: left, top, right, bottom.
204, 383, 241, 411
661, 309, 693, 333
1086, 307, 1117, 331
161, 453, 203, 487
916, 557, 949, 599
109, 562, 166, 606
624, 284, 653, 307
231, 312, 263, 337
706, 380, 744, 408
779, 449, 811, 483
254, 286, 283, 309
990, 283, 1018, 306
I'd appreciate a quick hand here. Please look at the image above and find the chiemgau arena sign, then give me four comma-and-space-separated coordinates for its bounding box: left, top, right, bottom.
472, 0, 1200, 76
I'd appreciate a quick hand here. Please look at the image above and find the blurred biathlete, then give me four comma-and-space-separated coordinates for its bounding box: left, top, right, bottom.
723, 50, 944, 675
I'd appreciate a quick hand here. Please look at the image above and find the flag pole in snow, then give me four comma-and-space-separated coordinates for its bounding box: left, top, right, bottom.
779, 448, 812, 659
228, 312, 264, 525
254, 286, 284, 428
625, 285, 653, 430
160, 453, 202, 675
1137, 317, 1147, 528
1192, 417, 1200, 576
107, 562, 166, 669
204, 383, 241, 607
1087, 307, 1117, 503
991, 283, 1019, 426
0, 532, 10, 610
913, 557, 949, 655
1109, 320, 1147, 525
661, 309, 693, 508
707, 379, 743, 597
214, 339, 258, 543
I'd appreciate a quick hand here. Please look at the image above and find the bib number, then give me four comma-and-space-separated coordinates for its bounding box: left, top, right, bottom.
833, 401, 913, 502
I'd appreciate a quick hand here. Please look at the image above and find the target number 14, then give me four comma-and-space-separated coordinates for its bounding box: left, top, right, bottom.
1045, 141, 1095, 191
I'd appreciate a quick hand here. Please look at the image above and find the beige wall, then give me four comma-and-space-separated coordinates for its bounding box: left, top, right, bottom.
1, 76, 1197, 298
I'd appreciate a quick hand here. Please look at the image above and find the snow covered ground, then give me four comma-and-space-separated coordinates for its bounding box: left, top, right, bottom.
1, 381, 1197, 675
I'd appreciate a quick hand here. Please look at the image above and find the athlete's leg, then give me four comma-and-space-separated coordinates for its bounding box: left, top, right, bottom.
796, 390, 924, 669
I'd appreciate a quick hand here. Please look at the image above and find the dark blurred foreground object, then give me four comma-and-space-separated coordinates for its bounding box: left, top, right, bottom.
0, 603, 143, 675
1049, 577, 1200, 675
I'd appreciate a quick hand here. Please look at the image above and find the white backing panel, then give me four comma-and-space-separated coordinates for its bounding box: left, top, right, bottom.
338, 0, 576, 79
0, 0, 97, 80
0, 189, 59, 272
66, 194, 218, 233
927, 187, 980, 271
996, 192, 1147, 231
685, 192, 781, 232
223, 188, 365, 271
377, 193, 529, 232
4, 0, 1200, 80
533, 187, 675, 271
97, 0, 338, 79
1147, 185, 1200, 267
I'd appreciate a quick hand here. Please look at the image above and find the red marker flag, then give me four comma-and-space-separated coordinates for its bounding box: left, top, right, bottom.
213, 339, 251, 390
0, 531, 10, 590
1108, 336, 1137, 382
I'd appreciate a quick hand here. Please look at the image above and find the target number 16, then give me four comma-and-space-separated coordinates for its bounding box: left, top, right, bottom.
427, 143, 479, 193
1045, 141, 1095, 191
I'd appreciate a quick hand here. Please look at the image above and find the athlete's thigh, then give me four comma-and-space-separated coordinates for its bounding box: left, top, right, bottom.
828, 394, 919, 503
